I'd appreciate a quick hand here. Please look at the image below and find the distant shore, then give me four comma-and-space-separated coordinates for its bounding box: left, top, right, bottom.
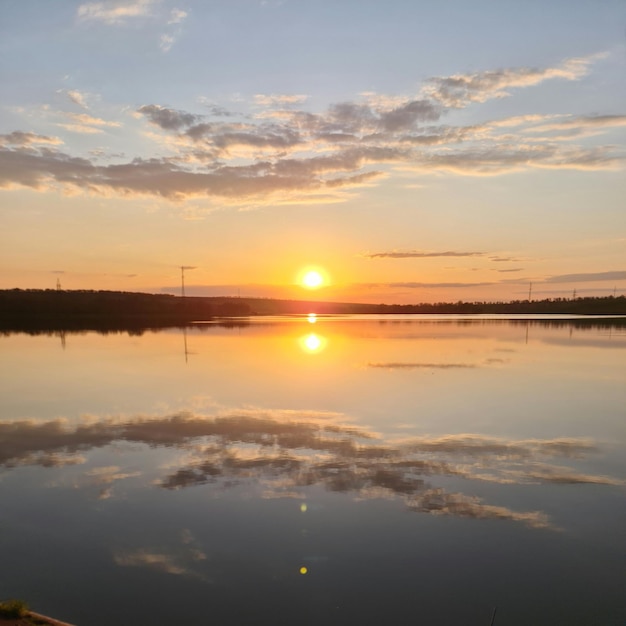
0, 288, 624, 332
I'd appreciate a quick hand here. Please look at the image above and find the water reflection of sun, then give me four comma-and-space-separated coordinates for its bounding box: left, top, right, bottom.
299, 333, 327, 354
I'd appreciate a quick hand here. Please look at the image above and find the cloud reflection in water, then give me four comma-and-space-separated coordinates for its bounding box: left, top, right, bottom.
1, 410, 622, 529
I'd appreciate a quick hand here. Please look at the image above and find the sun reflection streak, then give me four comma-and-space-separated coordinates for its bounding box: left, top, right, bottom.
307, 313, 317, 324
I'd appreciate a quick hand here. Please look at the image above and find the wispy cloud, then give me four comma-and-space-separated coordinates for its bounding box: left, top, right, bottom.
65, 89, 91, 109
77, 0, 157, 25
368, 362, 478, 370
254, 94, 310, 107
57, 112, 122, 134
168, 8, 188, 25
545, 270, 626, 283
0, 131, 63, 147
160, 7, 188, 52
365, 250, 484, 259
422, 53, 604, 108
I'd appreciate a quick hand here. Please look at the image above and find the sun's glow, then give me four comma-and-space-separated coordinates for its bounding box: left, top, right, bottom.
301, 270, 324, 289
298, 265, 328, 289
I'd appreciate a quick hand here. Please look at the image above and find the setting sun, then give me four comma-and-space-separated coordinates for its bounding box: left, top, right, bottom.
301, 269, 324, 289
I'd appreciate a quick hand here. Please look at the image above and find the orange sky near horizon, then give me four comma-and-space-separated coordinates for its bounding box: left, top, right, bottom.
1, 1, 625, 304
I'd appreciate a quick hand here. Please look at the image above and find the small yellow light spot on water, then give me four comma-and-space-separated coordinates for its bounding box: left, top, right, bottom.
307, 313, 317, 324
300, 503, 308, 513
300, 567, 308, 575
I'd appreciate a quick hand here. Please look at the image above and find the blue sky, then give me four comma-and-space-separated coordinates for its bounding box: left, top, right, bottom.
1, 0, 625, 302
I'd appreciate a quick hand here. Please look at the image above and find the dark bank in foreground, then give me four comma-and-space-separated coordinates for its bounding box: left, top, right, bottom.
0, 600, 74, 626
1, 289, 624, 332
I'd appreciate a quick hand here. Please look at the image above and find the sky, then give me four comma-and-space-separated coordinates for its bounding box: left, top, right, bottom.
1, 0, 625, 304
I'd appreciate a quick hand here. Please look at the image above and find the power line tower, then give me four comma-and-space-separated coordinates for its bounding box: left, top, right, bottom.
180, 266, 197, 297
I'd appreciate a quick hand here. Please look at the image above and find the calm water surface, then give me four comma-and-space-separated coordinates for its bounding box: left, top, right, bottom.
1, 316, 625, 625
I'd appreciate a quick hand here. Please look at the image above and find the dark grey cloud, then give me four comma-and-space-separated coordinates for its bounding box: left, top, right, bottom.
0, 142, 407, 201
138, 104, 201, 130
365, 250, 484, 259
378, 99, 441, 132
545, 271, 626, 283
185, 122, 302, 151
490, 256, 524, 262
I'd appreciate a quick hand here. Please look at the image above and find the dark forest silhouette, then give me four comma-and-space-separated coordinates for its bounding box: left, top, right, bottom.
0, 288, 624, 332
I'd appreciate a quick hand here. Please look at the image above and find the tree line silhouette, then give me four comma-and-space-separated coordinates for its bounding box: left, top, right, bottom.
0, 289, 623, 332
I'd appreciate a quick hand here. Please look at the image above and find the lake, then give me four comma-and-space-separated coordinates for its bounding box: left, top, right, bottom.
1, 316, 625, 625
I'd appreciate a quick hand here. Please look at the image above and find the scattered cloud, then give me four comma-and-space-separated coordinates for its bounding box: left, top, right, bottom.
1, 53, 622, 204
490, 256, 525, 263
137, 104, 201, 131
77, 0, 156, 25
254, 94, 310, 107
114, 550, 187, 575
422, 53, 604, 108
0, 131, 63, 147
160, 7, 188, 52
545, 270, 626, 283
368, 362, 478, 370
65, 90, 90, 109
160, 34, 175, 52
57, 112, 122, 134
168, 8, 188, 25
361, 281, 497, 289
365, 250, 484, 259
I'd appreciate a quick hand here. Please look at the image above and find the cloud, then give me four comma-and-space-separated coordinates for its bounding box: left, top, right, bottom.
254, 94, 310, 107
114, 550, 187, 575
77, 0, 156, 24
365, 250, 484, 259
1, 53, 622, 204
0, 144, 400, 201
490, 256, 525, 262
160, 8, 188, 52
1, 410, 620, 530
422, 53, 604, 108
160, 34, 175, 52
362, 281, 496, 289
65, 90, 90, 109
138, 105, 200, 130
527, 114, 626, 133
0, 131, 63, 147
545, 271, 626, 283
368, 362, 478, 370
168, 8, 188, 25
57, 112, 122, 134
406, 489, 550, 528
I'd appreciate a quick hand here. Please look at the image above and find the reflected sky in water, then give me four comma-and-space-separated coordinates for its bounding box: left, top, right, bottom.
0, 317, 625, 625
